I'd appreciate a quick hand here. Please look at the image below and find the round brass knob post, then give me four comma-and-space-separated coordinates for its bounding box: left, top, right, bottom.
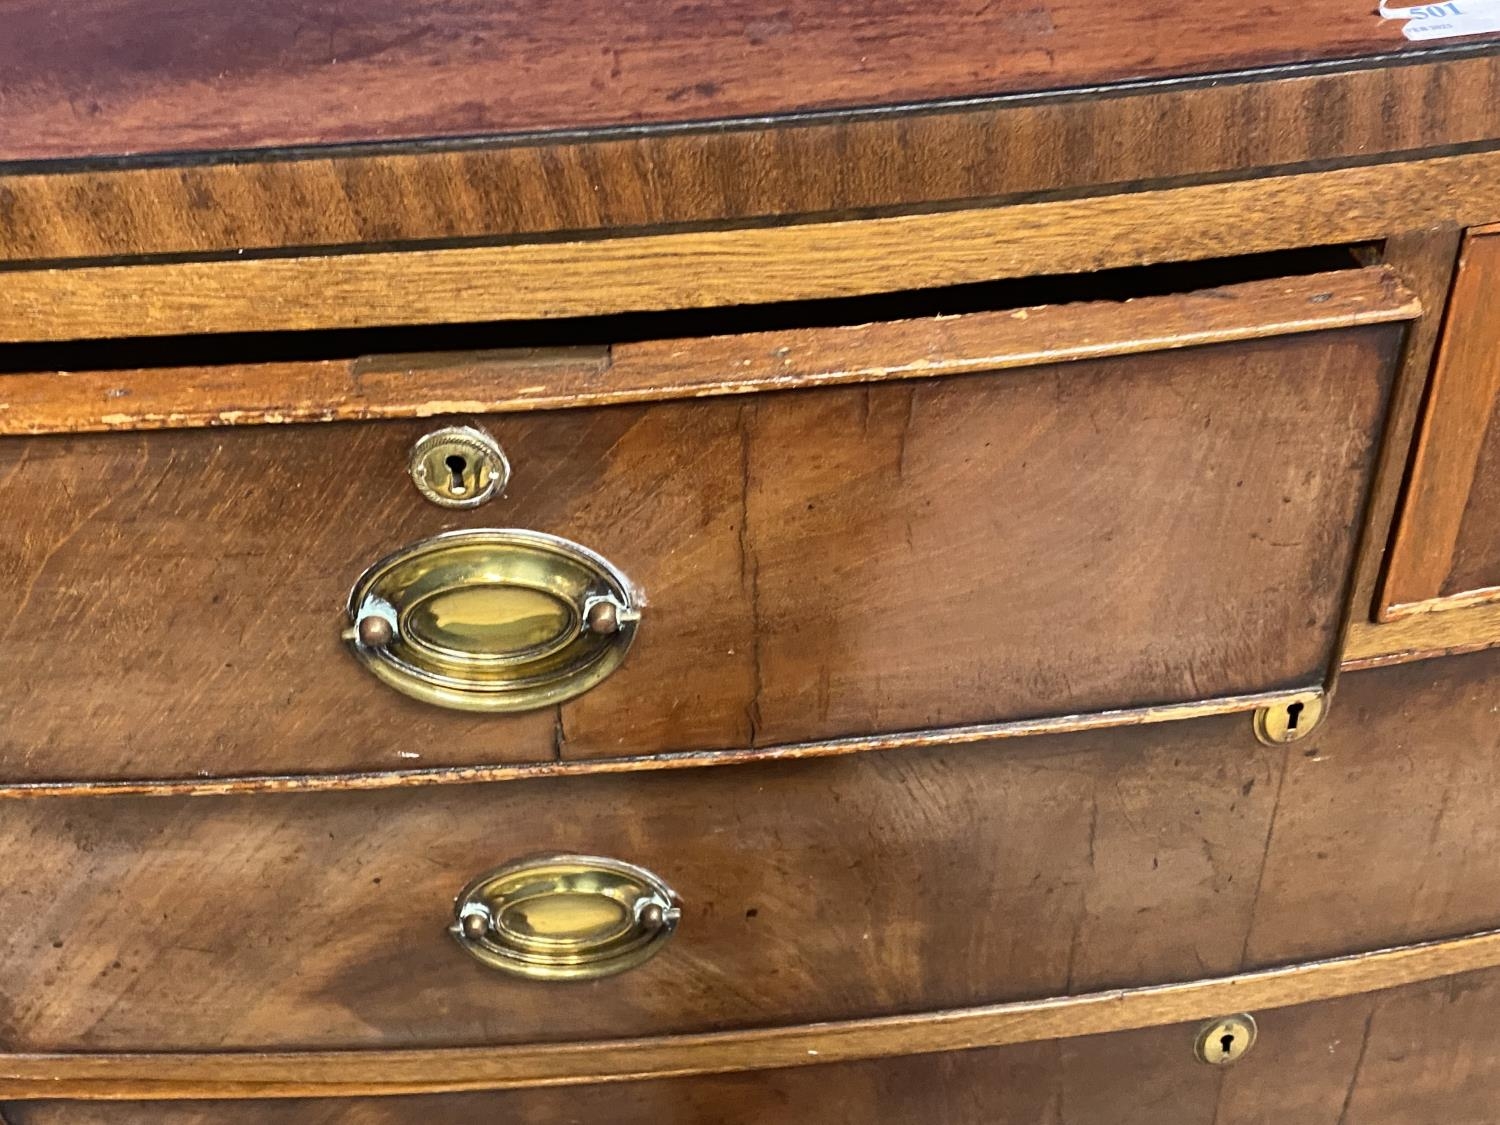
585, 600, 620, 635
459, 910, 491, 942
638, 901, 666, 931
356, 615, 394, 648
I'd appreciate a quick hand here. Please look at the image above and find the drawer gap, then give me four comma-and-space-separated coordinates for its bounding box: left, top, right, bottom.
0, 243, 1375, 375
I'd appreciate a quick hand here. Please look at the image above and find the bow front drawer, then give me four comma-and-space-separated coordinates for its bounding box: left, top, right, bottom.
1, 648, 1497, 1054
15, 958, 1500, 1123
0, 264, 1415, 782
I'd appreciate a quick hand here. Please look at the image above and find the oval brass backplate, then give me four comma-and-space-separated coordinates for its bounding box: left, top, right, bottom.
408, 425, 510, 509
451, 854, 681, 980
344, 529, 641, 712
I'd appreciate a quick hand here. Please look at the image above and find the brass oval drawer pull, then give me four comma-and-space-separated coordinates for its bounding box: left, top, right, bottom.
344, 529, 640, 712
450, 854, 681, 980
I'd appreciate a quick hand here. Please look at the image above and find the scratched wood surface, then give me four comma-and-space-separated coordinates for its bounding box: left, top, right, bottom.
0, 0, 1456, 166
14, 960, 1499, 1121
0, 297, 1402, 781
0, 648, 1497, 1055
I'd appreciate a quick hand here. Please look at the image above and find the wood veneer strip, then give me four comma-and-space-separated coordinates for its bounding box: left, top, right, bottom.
4, 51, 1500, 263
0, 268, 1418, 436
3, 928, 1498, 1100
0, 150, 1493, 343
0, 686, 1310, 799
1340, 227, 1465, 638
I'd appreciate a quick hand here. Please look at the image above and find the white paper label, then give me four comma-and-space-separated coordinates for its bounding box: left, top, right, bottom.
1378, 0, 1500, 40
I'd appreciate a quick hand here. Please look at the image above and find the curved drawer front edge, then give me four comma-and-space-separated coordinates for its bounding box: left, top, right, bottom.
2, 927, 1497, 1101
0, 683, 1317, 799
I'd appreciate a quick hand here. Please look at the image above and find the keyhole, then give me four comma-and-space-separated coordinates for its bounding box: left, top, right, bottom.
1196, 1014, 1256, 1064
445, 454, 469, 496
1285, 700, 1305, 732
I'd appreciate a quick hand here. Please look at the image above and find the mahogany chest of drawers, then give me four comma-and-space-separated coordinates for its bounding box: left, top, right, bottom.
2, 2, 1499, 1121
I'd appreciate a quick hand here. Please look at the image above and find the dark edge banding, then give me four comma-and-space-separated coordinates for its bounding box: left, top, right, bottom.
1, 41, 1497, 179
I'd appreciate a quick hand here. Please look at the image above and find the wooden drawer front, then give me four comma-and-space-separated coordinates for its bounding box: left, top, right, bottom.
12, 960, 1500, 1124
1, 647, 1497, 1053
1382, 225, 1500, 617
0, 270, 1410, 782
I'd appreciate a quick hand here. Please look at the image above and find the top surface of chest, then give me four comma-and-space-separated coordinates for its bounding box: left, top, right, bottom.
0, 0, 1484, 166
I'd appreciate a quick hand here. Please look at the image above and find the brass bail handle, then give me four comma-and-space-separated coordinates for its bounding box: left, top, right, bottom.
450, 854, 682, 981
343, 529, 642, 713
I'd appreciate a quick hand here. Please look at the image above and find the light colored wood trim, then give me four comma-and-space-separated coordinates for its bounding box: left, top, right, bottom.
1379, 229, 1500, 618
3, 928, 1499, 1100
1382, 585, 1500, 617
1340, 227, 1464, 625
1326, 227, 1464, 699
0, 151, 1493, 343
0, 685, 1307, 800
1342, 601, 1500, 669
0, 268, 1419, 435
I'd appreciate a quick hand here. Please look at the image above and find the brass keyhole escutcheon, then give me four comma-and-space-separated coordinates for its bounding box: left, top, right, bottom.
1194, 1013, 1257, 1065
1253, 691, 1327, 745
409, 425, 510, 509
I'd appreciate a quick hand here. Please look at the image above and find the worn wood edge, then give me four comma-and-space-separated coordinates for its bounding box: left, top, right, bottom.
0, 152, 1491, 342
0, 268, 1419, 436
0, 685, 1309, 800
4, 927, 1500, 1100
1319, 260, 1424, 700
1342, 601, 1500, 668
1340, 226, 1465, 643
1381, 584, 1500, 619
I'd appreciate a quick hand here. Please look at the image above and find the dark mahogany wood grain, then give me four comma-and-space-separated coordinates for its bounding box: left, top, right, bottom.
1, 649, 1498, 1057
0, 284, 1404, 781
15, 961, 1500, 1122
3, 52, 1500, 264
0, 0, 1466, 167
0, 716, 1284, 1051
